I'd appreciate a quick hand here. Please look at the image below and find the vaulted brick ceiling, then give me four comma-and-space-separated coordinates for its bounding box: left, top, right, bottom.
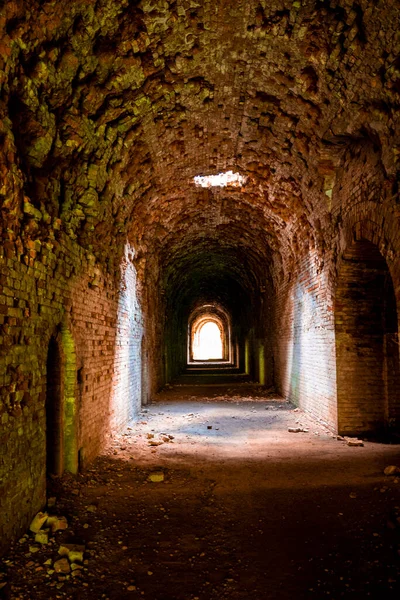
1, 0, 399, 285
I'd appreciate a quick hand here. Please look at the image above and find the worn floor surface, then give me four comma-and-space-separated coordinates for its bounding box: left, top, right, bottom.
1, 382, 400, 600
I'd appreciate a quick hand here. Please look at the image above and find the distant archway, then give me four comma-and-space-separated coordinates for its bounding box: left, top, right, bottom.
335, 239, 400, 437
193, 320, 223, 360
188, 305, 232, 364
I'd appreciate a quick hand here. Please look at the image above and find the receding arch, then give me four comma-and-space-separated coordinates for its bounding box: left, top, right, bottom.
335, 239, 400, 437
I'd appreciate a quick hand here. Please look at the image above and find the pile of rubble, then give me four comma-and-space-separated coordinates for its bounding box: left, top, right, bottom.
29, 511, 85, 581
0, 501, 87, 597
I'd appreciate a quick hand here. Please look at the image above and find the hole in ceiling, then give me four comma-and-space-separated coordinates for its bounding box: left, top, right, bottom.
193, 171, 246, 188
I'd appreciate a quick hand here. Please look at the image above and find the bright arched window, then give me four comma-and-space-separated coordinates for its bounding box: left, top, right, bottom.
193, 321, 223, 360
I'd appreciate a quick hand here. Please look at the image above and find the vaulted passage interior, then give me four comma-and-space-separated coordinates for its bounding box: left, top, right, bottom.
0, 0, 400, 562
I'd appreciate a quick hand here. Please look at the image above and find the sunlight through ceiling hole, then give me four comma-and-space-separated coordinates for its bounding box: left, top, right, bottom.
193, 171, 246, 188
193, 321, 223, 360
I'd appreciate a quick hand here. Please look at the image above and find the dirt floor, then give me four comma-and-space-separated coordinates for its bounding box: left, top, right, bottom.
1, 382, 400, 600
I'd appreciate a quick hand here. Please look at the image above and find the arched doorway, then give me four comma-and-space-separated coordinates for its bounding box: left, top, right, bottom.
188, 306, 232, 364
193, 320, 223, 360
46, 336, 63, 476
46, 326, 78, 477
335, 239, 400, 437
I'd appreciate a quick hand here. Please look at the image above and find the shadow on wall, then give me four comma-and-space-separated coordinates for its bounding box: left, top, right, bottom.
110, 243, 144, 432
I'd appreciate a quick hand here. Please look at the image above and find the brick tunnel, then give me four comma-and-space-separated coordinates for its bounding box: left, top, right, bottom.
1, 1, 400, 598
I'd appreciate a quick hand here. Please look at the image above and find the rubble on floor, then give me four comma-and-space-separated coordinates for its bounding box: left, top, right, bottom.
384, 465, 400, 476
1, 390, 399, 599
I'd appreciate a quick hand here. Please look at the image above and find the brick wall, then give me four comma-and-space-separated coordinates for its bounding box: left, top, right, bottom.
274, 251, 337, 429
109, 243, 144, 431
0, 235, 145, 554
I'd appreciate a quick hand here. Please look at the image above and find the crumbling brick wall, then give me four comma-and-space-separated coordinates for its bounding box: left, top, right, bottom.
0, 234, 145, 553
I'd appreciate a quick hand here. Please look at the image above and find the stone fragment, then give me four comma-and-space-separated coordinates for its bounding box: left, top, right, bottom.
29, 512, 48, 533
58, 544, 85, 563
347, 439, 364, 447
46, 516, 68, 533
384, 465, 400, 476
23, 199, 42, 220
148, 471, 164, 483
35, 530, 49, 545
71, 569, 83, 578
54, 558, 70, 574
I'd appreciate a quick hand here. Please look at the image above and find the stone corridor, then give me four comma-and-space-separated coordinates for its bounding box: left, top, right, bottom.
1, 0, 400, 597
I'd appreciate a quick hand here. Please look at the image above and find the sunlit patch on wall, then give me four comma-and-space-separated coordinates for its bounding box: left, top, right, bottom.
193, 171, 246, 188
110, 243, 144, 430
